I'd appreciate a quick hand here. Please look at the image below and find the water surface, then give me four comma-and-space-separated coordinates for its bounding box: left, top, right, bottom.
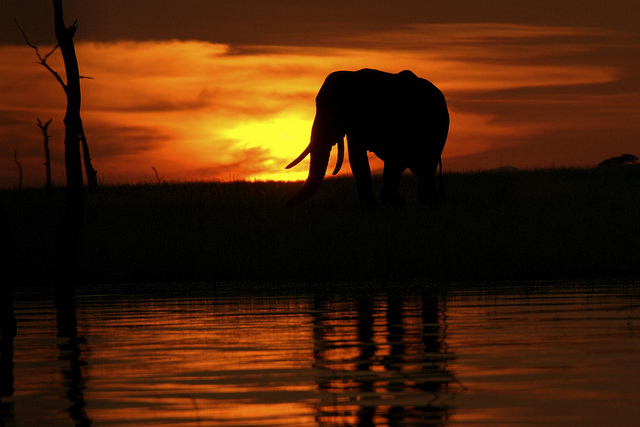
1, 283, 639, 426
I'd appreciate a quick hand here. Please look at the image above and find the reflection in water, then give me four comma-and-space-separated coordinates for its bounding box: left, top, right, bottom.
56, 290, 92, 426
1, 205, 17, 425
1, 282, 17, 425
313, 293, 457, 426
3, 284, 640, 426
1, 281, 93, 426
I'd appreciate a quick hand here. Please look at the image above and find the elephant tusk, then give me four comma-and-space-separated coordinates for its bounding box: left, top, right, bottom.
285, 144, 311, 169
331, 138, 344, 175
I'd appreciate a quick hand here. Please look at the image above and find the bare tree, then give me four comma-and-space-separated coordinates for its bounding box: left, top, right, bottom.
37, 118, 53, 191
151, 166, 162, 184
17, 13, 98, 191
13, 150, 22, 190
45, 0, 87, 318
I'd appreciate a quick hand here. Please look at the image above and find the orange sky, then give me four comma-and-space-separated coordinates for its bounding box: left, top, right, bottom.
1, 2, 639, 187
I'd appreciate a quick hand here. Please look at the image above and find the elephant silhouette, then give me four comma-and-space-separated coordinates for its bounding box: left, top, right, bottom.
286, 68, 449, 207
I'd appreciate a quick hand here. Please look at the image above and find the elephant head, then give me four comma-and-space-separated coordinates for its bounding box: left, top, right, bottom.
286, 68, 449, 207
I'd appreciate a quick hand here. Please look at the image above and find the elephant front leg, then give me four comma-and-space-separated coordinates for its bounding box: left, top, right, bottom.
412, 158, 441, 205
347, 142, 376, 206
381, 162, 405, 206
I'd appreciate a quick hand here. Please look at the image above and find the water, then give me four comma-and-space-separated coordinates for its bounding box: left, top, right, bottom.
1, 283, 639, 426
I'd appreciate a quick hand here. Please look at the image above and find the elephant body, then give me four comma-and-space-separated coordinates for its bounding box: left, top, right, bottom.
286, 68, 449, 207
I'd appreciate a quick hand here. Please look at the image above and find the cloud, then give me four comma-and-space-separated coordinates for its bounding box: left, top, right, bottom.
194, 145, 279, 180
1, 22, 638, 187
4, 0, 639, 47
86, 124, 173, 156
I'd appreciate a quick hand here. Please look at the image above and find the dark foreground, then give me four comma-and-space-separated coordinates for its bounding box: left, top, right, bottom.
2, 167, 640, 286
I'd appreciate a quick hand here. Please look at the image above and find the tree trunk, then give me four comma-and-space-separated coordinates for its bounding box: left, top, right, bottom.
13, 150, 22, 190
52, 0, 85, 316
80, 120, 98, 190
38, 118, 53, 192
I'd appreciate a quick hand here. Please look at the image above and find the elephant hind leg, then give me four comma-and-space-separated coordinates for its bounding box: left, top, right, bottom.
416, 161, 441, 205
381, 162, 405, 206
418, 175, 438, 204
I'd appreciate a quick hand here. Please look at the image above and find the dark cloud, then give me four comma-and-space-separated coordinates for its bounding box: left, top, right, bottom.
3, 0, 638, 47
86, 124, 173, 156
89, 93, 215, 114
446, 123, 638, 171
0, 110, 61, 156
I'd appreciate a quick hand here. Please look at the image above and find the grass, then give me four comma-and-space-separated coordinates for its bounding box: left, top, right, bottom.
2, 166, 640, 287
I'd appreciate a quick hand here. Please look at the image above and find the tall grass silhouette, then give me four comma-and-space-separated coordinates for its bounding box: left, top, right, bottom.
3, 166, 639, 286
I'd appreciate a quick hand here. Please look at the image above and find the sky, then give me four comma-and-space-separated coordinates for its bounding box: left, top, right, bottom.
1, 0, 639, 187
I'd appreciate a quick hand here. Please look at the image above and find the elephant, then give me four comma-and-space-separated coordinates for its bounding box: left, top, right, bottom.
285, 68, 449, 207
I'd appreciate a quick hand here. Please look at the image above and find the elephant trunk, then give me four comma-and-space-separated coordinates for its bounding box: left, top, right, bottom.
286, 142, 331, 207
286, 109, 344, 207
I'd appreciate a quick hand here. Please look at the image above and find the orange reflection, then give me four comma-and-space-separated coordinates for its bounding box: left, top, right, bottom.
9, 287, 640, 426
68, 293, 458, 426
444, 290, 640, 425
312, 294, 456, 425
82, 297, 319, 426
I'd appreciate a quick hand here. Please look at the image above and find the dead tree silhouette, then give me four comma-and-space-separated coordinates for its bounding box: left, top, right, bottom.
47, 0, 87, 331
17, 15, 98, 191
37, 118, 53, 191
13, 150, 22, 190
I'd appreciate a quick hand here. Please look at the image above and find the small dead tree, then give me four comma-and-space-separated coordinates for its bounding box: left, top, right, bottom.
151, 166, 162, 184
13, 150, 22, 190
37, 118, 53, 191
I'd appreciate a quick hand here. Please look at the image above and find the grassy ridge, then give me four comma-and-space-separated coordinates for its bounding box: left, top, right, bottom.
3, 167, 640, 286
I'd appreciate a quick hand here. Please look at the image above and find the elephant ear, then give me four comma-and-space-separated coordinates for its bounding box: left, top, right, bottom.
285, 144, 311, 169
331, 138, 344, 175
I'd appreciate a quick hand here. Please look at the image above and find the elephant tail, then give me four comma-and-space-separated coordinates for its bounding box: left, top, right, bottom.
438, 157, 446, 201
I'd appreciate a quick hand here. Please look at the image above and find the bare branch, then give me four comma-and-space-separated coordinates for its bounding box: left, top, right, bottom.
42, 45, 60, 62
15, 19, 67, 90
37, 118, 53, 130
15, 19, 38, 51
39, 59, 67, 91
70, 20, 79, 36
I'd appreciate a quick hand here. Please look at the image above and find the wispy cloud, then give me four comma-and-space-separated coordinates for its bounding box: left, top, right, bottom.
0, 23, 637, 186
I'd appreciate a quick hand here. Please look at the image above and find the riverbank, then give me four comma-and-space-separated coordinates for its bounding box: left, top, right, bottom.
3, 166, 639, 287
